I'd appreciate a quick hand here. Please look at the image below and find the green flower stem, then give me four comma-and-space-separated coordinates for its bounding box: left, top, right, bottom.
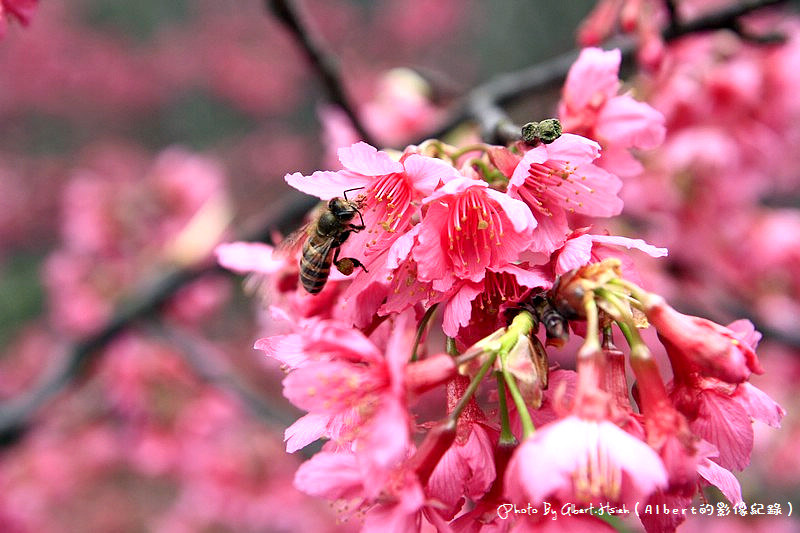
448, 311, 536, 432
446, 336, 458, 356
496, 372, 517, 446
498, 311, 536, 439
410, 304, 438, 362
502, 366, 534, 439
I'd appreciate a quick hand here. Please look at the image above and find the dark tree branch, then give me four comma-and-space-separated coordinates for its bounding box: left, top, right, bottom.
0, 191, 315, 446
147, 322, 297, 428
0, 0, 792, 448
266, 0, 379, 147
413, 0, 787, 147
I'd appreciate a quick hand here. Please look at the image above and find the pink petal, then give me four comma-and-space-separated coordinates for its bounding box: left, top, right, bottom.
338, 142, 403, 176
543, 133, 602, 164
496, 263, 552, 290
508, 145, 549, 190
282, 361, 382, 413
590, 234, 668, 257
733, 382, 785, 428
506, 417, 593, 503
442, 284, 483, 337
726, 319, 761, 348
402, 154, 461, 195
599, 421, 668, 496
215, 241, 281, 274
254, 334, 307, 369
285, 169, 370, 200
697, 459, 743, 505
555, 234, 594, 275
691, 391, 753, 471
484, 188, 537, 233
294, 451, 363, 500
596, 94, 666, 150
597, 146, 644, 178
358, 397, 411, 476
529, 208, 571, 254
423, 175, 488, 204
563, 47, 621, 110
285, 413, 328, 452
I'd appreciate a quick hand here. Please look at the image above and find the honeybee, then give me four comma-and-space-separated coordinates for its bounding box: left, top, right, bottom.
283, 188, 368, 294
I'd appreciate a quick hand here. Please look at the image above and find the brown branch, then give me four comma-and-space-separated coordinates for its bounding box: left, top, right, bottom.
266, 0, 379, 147
413, 0, 788, 147
0, 191, 315, 446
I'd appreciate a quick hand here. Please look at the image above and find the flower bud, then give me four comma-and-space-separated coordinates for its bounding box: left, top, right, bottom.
644, 295, 764, 383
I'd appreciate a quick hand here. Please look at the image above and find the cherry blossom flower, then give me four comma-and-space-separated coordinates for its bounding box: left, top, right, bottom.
413, 176, 536, 292
504, 415, 667, 508
286, 142, 461, 263
644, 295, 764, 383
507, 133, 623, 253
559, 47, 666, 177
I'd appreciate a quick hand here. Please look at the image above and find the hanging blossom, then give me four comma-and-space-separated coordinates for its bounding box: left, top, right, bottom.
215, 46, 784, 533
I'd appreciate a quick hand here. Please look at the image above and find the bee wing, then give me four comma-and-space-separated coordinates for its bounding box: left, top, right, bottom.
275, 201, 327, 259
275, 220, 315, 259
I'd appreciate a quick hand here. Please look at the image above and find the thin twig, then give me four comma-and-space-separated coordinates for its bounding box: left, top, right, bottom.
412, 0, 787, 147
266, 0, 379, 146
146, 322, 297, 429
0, 191, 315, 446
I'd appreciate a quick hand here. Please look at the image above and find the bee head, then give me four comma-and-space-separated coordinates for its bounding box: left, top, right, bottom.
328, 197, 358, 220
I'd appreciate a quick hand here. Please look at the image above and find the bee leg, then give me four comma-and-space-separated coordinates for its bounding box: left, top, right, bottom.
332, 247, 368, 275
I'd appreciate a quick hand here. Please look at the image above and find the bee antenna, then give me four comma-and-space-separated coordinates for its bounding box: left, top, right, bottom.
343, 187, 365, 202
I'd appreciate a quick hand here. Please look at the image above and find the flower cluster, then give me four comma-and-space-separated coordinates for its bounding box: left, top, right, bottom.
217, 47, 783, 533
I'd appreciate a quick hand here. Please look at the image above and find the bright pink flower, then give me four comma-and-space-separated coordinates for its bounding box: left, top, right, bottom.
577, 0, 667, 68
426, 421, 495, 519
413, 176, 536, 292
507, 133, 623, 253
433, 263, 550, 345
255, 318, 408, 459
294, 451, 435, 531
504, 416, 667, 508
553, 229, 667, 276
670, 376, 785, 471
559, 47, 666, 177
645, 295, 764, 383
286, 142, 460, 262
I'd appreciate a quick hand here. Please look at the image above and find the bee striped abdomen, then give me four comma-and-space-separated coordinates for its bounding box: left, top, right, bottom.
299, 237, 335, 294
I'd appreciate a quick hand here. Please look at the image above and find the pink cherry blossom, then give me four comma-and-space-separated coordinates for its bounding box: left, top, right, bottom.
670, 376, 785, 471
433, 263, 550, 345
413, 176, 536, 292
553, 229, 667, 276
560, 48, 666, 177
646, 295, 764, 383
504, 416, 667, 508
286, 142, 460, 262
508, 133, 623, 253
